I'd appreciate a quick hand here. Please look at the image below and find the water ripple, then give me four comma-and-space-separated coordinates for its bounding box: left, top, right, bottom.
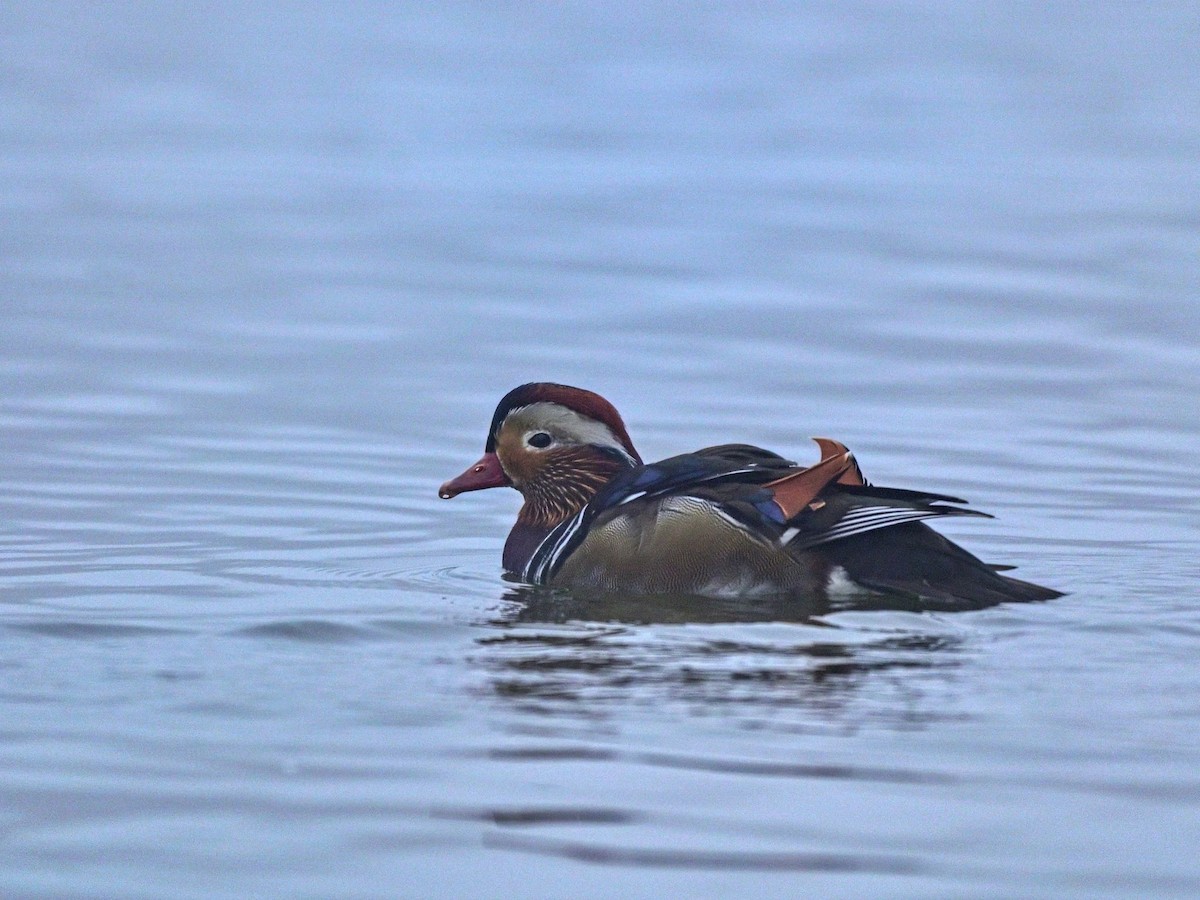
431, 806, 638, 826
484, 832, 925, 874
231, 620, 385, 643
483, 745, 952, 785
6, 621, 189, 639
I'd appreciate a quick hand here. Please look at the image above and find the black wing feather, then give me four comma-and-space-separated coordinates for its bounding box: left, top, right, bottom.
820, 521, 1064, 609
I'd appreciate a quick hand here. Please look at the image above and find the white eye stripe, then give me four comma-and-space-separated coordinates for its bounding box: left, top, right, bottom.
505, 402, 636, 464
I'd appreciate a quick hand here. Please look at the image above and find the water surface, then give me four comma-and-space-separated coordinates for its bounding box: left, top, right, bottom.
3, 3, 1199, 897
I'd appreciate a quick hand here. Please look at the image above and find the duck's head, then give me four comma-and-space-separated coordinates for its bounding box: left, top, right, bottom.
439, 383, 642, 524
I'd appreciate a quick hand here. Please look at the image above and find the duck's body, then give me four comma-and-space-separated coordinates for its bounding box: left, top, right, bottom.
440, 383, 1061, 609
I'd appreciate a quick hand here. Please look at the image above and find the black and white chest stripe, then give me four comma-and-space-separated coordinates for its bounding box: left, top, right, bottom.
521, 508, 589, 583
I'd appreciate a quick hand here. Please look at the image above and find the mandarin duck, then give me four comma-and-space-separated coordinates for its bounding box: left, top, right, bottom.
439, 383, 1062, 609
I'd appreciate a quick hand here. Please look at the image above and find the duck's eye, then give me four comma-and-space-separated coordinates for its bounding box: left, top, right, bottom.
527, 432, 553, 449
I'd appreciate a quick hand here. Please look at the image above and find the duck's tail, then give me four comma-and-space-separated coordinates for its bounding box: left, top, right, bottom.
822, 521, 1063, 611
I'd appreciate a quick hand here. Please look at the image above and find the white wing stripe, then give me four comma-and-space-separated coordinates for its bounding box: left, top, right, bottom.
794, 513, 939, 547
785, 507, 952, 548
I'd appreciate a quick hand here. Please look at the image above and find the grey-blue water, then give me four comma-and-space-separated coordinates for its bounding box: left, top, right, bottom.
3, 4, 1199, 897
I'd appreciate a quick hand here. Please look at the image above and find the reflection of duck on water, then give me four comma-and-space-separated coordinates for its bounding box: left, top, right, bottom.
442, 383, 1062, 611
479, 590, 966, 728
496, 583, 824, 625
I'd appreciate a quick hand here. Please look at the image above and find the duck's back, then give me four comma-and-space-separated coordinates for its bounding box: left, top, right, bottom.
543, 444, 1062, 608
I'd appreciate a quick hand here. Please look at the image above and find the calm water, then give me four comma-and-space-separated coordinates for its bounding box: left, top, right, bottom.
3, 3, 1199, 897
